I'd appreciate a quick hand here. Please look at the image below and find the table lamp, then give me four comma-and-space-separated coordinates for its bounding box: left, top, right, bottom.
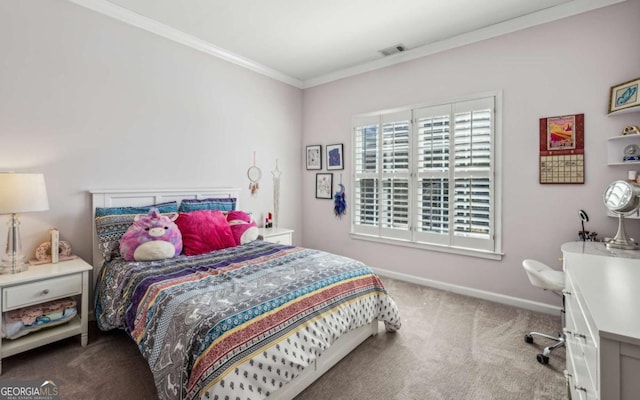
0, 173, 50, 273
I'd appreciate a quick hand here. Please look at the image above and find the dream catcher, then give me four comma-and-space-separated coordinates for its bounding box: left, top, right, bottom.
334, 173, 347, 218
247, 151, 262, 196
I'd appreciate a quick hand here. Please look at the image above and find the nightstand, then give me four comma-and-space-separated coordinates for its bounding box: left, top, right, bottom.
0, 257, 92, 374
261, 227, 294, 245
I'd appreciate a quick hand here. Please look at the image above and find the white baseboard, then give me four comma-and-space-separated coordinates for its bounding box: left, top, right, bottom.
372, 267, 561, 316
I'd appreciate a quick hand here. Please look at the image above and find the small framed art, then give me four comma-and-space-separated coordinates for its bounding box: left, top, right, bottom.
315, 173, 333, 199
609, 77, 640, 114
306, 145, 322, 170
326, 144, 344, 170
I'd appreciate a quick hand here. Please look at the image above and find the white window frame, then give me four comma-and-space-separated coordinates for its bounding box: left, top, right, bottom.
350, 92, 503, 260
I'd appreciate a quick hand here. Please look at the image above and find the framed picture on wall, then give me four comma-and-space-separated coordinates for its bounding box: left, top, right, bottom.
609, 77, 640, 114
315, 173, 333, 199
539, 113, 585, 184
306, 145, 322, 170
326, 144, 344, 170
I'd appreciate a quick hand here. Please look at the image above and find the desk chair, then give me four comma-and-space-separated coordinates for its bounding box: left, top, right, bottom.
522, 259, 565, 364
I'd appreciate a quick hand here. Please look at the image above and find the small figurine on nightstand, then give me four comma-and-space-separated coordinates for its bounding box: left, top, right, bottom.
264, 212, 273, 228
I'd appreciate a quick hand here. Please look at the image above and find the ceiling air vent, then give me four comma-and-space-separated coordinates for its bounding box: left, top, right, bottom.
379, 44, 407, 57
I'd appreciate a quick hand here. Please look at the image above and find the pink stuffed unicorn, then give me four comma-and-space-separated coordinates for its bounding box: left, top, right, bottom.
120, 208, 182, 261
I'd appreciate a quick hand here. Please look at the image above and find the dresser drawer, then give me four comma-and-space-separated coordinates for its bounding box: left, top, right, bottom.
567, 337, 597, 397
567, 343, 589, 400
3, 274, 82, 311
565, 273, 599, 397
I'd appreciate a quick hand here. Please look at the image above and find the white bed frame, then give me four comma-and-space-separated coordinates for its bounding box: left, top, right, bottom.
89, 188, 378, 400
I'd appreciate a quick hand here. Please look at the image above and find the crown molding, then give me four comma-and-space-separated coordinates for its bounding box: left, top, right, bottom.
301, 0, 628, 88
67, 0, 626, 90
66, 0, 305, 88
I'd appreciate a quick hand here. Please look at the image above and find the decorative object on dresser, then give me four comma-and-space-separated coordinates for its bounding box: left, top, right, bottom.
522, 259, 566, 364
0, 173, 50, 274
602, 180, 640, 250
0, 257, 92, 374
608, 77, 640, 114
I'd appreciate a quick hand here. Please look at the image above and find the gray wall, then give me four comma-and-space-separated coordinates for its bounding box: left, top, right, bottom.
0, 1, 303, 265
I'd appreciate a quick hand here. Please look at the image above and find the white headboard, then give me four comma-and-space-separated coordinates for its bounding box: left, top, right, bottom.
90, 187, 240, 287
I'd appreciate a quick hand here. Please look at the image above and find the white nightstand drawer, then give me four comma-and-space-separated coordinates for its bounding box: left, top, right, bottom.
265, 233, 292, 245
261, 228, 293, 246
3, 274, 82, 311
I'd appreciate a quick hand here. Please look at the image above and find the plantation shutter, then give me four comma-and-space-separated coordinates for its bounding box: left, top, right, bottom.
380, 111, 411, 240
353, 115, 380, 236
451, 97, 494, 251
413, 104, 451, 245
351, 94, 498, 255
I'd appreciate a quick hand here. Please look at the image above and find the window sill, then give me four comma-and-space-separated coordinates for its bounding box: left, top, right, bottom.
350, 232, 504, 260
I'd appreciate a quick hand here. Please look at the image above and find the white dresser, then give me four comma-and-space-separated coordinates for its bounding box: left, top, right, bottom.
561, 242, 640, 400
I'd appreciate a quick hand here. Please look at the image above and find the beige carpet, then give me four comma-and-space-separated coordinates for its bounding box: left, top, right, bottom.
0, 278, 566, 400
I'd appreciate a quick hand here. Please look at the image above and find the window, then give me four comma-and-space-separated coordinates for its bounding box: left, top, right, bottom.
352, 95, 501, 258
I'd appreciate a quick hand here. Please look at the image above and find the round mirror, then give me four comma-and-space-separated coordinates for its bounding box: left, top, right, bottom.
603, 180, 640, 250
603, 180, 640, 214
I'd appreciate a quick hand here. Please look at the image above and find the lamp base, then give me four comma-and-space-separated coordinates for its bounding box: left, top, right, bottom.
0, 258, 28, 274
1, 214, 29, 274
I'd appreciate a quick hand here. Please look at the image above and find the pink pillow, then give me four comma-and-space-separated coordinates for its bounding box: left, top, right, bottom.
175, 210, 236, 256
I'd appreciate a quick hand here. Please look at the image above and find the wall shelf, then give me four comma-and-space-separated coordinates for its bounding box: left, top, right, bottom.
607, 135, 640, 165
608, 106, 640, 116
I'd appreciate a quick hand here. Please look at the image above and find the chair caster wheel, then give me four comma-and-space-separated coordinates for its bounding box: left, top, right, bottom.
536, 354, 549, 364
524, 334, 533, 344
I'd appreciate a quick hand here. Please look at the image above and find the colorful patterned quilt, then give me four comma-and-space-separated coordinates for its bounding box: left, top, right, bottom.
95, 240, 401, 400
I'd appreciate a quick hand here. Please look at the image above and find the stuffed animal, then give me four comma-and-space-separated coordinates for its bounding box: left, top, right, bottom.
227, 210, 259, 246
623, 125, 640, 135
120, 208, 182, 261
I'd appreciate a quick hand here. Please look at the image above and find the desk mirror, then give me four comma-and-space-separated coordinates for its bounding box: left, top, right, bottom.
603, 180, 640, 249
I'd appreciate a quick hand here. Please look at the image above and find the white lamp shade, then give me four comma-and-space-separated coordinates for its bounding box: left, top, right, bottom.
0, 173, 50, 214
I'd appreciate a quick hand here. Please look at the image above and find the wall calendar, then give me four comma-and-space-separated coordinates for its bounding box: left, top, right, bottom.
539, 113, 584, 184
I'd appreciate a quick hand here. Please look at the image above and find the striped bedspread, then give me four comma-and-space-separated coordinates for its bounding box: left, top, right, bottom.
95, 240, 401, 400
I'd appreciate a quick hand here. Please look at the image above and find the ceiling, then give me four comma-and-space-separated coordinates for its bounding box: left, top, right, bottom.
71, 0, 625, 88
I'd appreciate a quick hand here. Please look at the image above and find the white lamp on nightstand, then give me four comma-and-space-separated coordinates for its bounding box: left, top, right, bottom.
0, 173, 49, 273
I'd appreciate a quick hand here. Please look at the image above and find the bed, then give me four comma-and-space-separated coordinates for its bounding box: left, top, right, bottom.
91, 188, 401, 400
